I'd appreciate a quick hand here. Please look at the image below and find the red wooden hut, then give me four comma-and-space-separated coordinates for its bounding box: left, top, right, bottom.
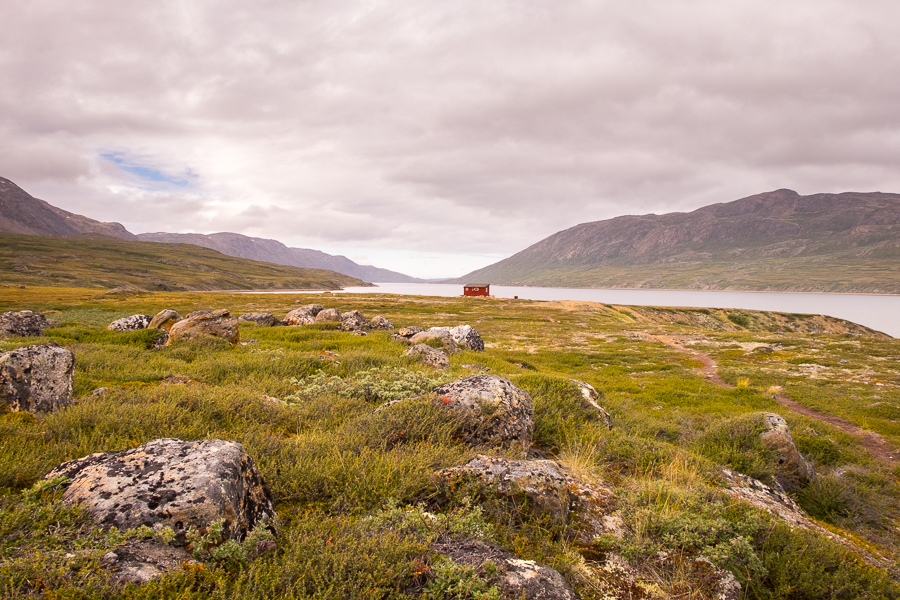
463, 283, 490, 297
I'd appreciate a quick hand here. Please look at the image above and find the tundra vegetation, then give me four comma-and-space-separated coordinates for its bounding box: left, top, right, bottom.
1, 286, 900, 599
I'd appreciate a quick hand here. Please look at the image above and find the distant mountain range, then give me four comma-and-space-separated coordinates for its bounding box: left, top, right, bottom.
453, 189, 900, 294
0, 176, 420, 283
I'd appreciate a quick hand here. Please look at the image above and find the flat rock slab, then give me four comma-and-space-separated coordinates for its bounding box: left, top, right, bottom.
430, 537, 579, 600
45, 438, 276, 545
0, 344, 74, 413
0, 310, 49, 338
432, 375, 534, 453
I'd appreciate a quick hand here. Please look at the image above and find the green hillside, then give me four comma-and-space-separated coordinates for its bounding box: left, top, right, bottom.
0, 234, 370, 291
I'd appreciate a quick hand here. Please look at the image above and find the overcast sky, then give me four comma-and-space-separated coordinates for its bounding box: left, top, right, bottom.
2, 1, 899, 278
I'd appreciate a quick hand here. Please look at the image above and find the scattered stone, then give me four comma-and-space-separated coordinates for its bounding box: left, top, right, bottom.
151, 331, 169, 349
340, 310, 371, 332
162, 375, 193, 385
101, 540, 195, 585
92, 387, 110, 397
262, 394, 285, 405
753, 346, 774, 354
434, 455, 571, 524
405, 344, 449, 369
462, 364, 490, 372
352, 330, 368, 336
239, 312, 282, 327
45, 438, 276, 546
429, 537, 579, 600
315, 308, 341, 323
690, 557, 741, 600
103, 285, 145, 296
370, 315, 394, 330
409, 330, 457, 354
429, 325, 485, 351
758, 412, 815, 490
570, 379, 613, 430
107, 314, 152, 332
166, 309, 239, 346
240, 338, 260, 345
284, 304, 324, 325
0, 310, 49, 338
432, 375, 533, 452
391, 333, 412, 344
0, 345, 75, 413
148, 310, 181, 330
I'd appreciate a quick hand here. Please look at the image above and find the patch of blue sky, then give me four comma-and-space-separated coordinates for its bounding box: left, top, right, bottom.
101, 152, 195, 188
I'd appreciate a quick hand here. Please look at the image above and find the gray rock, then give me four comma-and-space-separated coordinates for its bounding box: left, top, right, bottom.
391, 333, 412, 344
397, 326, 424, 338
405, 344, 449, 369
315, 308, 341, 323
101, 540, 195, 585
339, 310, 371, 332
570, 379, 612, 429
409, 330, 458, 354
0, 310, 49, 338
166, 309, 239, 346
462, 364, 490, 372
429, 325, 485, 351
432, 375, 534, 453
107, 314, 152, 332
92, 387, 110, 397
238, 312, 281, 327
284, 304, 324, 325
370, 315, 394, 330
429, 537, 579, 600
434, 455, 571, 524
759, 412, 815, 490
0, 345, 75, 413
45, 438, 276, 546
148, 310, 181, 330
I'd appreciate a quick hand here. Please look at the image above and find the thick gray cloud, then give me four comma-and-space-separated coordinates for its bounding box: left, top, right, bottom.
2, 0, 900, 277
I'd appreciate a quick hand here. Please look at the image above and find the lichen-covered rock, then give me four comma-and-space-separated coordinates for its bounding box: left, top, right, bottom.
434, 455, 571, 524
239, 312, 281, 327
101, 540, 195, 585
166, 309, 239, 346
410, 330, 458, 354
405, 344, 449, 369
340, 310, 371, 332
0, 345, 74, 413
284, 304, 324, 325
759, 412, 815, 490
570, 379, 612, 430
107, 314, 152, 332
315, 308, 341, 323
429, 325, 485, 351
45, 438, 276, 545
397, 326, 424, 338
429, 537, 579, 600
370, 315, 394, 330
148, 309, 181, 330
432, 375, 533, 452
0, 310, 49, 338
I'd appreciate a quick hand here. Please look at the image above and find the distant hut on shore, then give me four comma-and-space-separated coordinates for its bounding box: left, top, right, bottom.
463, 283, 490, 297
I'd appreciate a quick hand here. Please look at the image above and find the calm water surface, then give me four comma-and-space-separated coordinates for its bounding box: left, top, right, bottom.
316, 283, 899, 338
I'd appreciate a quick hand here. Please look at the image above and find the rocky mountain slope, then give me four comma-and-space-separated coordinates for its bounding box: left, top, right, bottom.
453, 189, 900, 293
136, 232, 422, 283
0, 176, 419, 283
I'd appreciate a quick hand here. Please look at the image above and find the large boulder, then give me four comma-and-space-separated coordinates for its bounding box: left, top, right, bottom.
108, 314, 152, 332
339, 310, 371, 332
0, 310, 49, 338
429, 325, 485, 351
315, 308, 341, 323
432, 375, 534, 452
284, 304, 324, 326
45, 438, 276, 545
410, 330, 458, 354
570, 379, 613, 430
405, 344, 449, 369
370, 315, 394, 330
148, 310, 181, 330
165, 309, 239, 346
759, 412, 815, 490
429, 537, 579, 600
0, 345, 74, 413
434, 456, 571, 524
239, 312, 281, 327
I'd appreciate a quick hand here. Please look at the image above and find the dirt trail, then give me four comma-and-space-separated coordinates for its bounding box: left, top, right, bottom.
639, 333, 899, 467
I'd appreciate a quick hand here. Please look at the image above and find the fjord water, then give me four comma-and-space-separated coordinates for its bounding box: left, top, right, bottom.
330, 283, 900, 338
